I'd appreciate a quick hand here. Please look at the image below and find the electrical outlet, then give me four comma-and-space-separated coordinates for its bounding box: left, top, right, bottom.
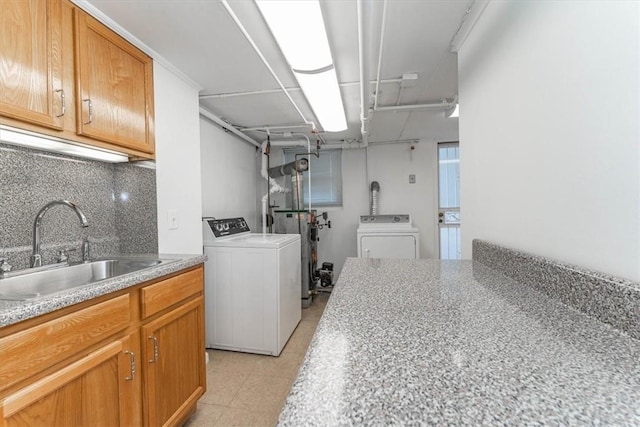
409, 174, 416, 184
168, 209, 179, 230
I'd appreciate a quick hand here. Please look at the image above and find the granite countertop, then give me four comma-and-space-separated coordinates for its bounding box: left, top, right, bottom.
0, 253, 206, 327
279, 258, 640, 426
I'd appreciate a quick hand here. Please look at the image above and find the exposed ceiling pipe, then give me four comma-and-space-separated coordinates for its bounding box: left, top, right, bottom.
374, 101, 455, 113
373, 0, 388, 111
199, 107, 260, 148
198, 78, 403, 100
219, 0, 317, 132
240, 124, 313, 132
450, 0, 491, 52
357, 0, 372, 147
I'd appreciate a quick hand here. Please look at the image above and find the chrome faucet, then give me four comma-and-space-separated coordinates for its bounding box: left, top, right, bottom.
31, 200, 89, 268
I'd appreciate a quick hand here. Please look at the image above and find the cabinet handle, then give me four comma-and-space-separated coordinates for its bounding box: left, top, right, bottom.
83, 98, 93, 124
365, 249, 370, 258
124, 350, 136, 381
148, 336, 159, 363
55, 89, 65, 117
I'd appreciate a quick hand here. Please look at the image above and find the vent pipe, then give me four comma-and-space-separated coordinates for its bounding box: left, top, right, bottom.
370, 181, 380, 215
268, 158, 309, 178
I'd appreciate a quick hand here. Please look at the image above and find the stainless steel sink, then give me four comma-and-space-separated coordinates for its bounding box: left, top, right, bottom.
0, 257, 173, 301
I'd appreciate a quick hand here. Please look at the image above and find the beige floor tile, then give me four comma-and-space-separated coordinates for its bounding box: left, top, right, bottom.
227, 375, 292, 413
207, 349, 227, 364
208, 350, 263, 375
192, 292, 331, 426
213, 407, 280, 427
281, 324, 315, 354
254, 350, 305, 380
200, 369, 250, 406
183, 402, 226, 427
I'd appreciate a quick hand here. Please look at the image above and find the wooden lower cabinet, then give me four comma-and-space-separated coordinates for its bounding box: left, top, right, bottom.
1, 333, 141, 427
142, 297, 206, 427
0, 265, 205, 427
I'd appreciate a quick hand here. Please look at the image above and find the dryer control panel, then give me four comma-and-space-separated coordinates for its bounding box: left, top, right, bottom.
359, 214, 411, 225
204, 217, 249, 238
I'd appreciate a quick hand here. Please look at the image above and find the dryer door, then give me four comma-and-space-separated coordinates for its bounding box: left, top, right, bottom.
359, 234, 417, 259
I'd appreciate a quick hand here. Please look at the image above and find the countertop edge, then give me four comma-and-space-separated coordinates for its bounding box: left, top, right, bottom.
0, 253, 207, 328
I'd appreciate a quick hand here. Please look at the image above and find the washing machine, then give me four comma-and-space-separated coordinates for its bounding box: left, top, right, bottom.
202, 217, 301, 356
357, 214, 420, 259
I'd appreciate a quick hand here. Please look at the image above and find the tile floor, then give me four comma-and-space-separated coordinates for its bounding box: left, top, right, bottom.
184, 292, 330, 427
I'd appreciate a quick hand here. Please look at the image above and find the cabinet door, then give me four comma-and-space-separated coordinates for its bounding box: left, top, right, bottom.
0, 0, 64, 130
0, 335, 141, 426
142, 297, 206, 427
74, 9, 154, 154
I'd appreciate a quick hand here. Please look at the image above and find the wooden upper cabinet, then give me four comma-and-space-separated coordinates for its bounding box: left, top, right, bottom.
0, 0, 64, 130
74, 9, 155, 155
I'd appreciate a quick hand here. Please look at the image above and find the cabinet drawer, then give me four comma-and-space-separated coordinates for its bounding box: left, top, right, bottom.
0, 294, 130, 392
141, 267, 203, 319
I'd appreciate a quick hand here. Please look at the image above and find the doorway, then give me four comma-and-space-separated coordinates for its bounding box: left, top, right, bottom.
438, 142, 460, 259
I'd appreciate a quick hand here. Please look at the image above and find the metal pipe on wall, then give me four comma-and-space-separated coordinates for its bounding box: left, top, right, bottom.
260, 138, 312, 234
199, 107, 260, 148
357, 0, 372, 147
373, 0, 388, 111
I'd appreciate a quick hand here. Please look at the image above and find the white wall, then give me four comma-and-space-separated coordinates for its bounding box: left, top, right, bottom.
366, 141, 439, 260
154, 62, 204, 254
315, 148, 368, 278
459, 1, 640, 281
200, 118, 258, 229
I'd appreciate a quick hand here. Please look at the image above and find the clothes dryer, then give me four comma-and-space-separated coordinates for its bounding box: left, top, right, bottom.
356, 214, 420, 259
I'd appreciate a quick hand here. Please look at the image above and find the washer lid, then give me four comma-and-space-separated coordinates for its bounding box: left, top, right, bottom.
207, 233, 300, 248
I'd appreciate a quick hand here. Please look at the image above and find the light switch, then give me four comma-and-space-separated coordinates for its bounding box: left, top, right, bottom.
409, 174, 416, 184
168, 209, 179, 230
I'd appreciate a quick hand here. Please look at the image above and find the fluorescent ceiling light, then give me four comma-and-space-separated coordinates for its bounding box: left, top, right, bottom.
255, 0, 331, 71
446, 104, 459, 118
295, 68, 347, 132
0, 125, 129, 162
256, 0, 348, 132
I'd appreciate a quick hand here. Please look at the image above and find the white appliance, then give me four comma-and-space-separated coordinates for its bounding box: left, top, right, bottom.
202, 217, 301, 356
357, 214, 420, 259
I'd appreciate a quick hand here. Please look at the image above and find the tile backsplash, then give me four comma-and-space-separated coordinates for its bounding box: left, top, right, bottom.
0, 142, 158, 269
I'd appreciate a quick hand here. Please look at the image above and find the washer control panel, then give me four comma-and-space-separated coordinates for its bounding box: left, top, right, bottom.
359, 214, 411, 225
205, 217, 249, 238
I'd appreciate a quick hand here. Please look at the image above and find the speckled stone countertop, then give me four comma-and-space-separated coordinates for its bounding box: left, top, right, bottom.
278, 258, 640, 426
0, 254, 206, 327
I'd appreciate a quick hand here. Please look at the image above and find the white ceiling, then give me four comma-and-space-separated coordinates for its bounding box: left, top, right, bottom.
86, 0, 469, 145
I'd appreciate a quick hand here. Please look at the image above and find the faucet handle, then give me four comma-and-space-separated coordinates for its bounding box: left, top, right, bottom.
56, 248, 76, 264
81, 239, 90, 263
